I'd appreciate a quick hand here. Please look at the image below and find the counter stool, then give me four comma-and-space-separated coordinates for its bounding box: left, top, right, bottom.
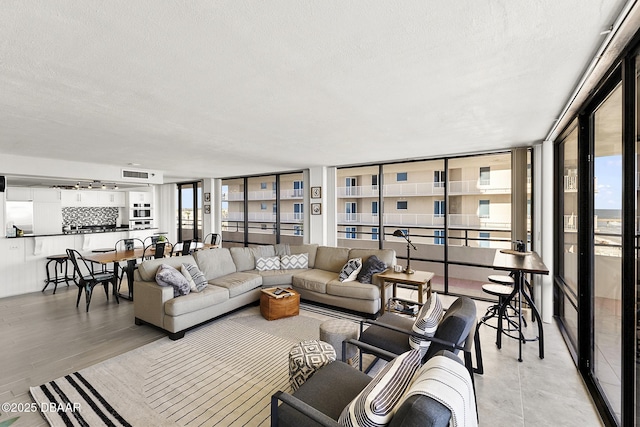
319, 319, 359, 367
42, 254, 74, 294
288, 340, 336, 391
488, 274, 515, 286
477, 283, 526, 343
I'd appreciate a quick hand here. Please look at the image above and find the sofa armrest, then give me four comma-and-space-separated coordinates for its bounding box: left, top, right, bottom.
271, 391, 340, 427
133, 280, 174, 328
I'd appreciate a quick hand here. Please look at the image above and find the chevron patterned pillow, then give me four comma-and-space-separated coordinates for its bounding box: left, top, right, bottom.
338, 258, 363, 282
280, 253, 308, 270
256, 256, 281, 271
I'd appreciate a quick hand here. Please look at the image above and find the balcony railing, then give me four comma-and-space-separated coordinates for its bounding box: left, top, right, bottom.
224, 212, 303, 223
337, 212, 512, 229
448, 180, 511, 195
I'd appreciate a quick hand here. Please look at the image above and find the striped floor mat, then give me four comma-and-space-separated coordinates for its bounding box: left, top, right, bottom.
30, 305, 366, 427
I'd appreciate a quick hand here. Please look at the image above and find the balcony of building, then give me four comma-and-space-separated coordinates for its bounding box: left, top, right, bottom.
225, 211, 303, 223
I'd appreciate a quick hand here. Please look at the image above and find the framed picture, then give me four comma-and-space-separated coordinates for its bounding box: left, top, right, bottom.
311, 186, 321, 199
204, 192, 211, 202
311, 203, 322, 215
204, 204, 211, 214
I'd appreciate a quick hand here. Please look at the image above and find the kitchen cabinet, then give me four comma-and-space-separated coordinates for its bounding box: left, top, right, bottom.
61, 190, 99, 207
32, 188, 61, 202
98, 191, 125, 207
128, 191, 152, 204
6, 187, 33, 201
33, 201, 63, 235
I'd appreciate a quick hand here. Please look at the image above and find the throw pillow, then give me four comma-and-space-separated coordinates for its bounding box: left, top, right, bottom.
280, 253, 308, 270
181, 263, 208, 292
409, 292, 444, 353
338, 258, 363, 282
338, 349, 422, 426
156, 264, 191, 297
256, 256, 281, 271
356, 255, 387, 284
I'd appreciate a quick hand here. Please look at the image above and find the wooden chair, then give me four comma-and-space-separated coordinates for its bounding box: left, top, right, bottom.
66, 249, 118, 312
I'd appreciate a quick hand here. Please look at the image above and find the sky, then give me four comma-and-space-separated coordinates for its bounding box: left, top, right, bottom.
594, 155, 622, 211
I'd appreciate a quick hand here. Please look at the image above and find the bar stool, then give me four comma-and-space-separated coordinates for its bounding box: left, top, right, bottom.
487, 274, 515, 286
477, 283, 525, 343
42, 254, 74, 294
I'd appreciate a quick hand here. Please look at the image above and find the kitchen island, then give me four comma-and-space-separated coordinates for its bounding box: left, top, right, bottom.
0, 228, 158, 298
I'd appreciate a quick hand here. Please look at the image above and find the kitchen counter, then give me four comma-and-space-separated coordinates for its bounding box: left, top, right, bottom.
7, 227, 158, 238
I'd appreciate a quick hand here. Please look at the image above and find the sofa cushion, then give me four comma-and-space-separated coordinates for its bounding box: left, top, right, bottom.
338, 349, 422, 426
290, 244, 319, 268
338, 258, 362, 282
355, 255, 388, 284
409, 293, 443, 353
138, 255, 197, 282
292, 269, 338, 294
229, 247, 256, 272
209, 272, 262, 297
274, 243, 291, 256
349, 248, 396, 270
326, 279, 380, 300
165, 285, 230, 316
256, 269, 308, 287
156, 264, 191, 297
314, 246, 350, 273
193, 248, 237, 280
281, 253, 308, 270
256, 256, 281, 271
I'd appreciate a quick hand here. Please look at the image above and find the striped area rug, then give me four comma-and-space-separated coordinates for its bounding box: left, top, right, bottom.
30, 305, 366, 427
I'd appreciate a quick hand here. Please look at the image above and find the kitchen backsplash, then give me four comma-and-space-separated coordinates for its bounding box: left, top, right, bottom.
62, 207, 119, 227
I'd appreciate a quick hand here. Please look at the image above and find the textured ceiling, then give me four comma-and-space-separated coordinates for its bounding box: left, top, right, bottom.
0, 1, 629, 183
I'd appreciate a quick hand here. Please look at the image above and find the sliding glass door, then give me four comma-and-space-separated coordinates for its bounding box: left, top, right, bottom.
176, 181, 202, 243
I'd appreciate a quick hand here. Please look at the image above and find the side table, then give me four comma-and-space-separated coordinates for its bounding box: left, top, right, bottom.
260, 288, 300, 320
376, 270, 435, 314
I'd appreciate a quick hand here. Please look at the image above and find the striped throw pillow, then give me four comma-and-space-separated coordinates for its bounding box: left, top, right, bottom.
181, 263, 208, 292
338, 349, 422, 426
409, 292, 443, 352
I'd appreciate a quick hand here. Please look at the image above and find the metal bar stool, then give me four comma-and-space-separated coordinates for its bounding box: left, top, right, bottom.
42, 254, 74, 294
477, 283, 525, 341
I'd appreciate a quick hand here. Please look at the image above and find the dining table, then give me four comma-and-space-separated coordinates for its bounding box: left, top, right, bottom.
84, 242, 218, 300
492, 248, 549, 362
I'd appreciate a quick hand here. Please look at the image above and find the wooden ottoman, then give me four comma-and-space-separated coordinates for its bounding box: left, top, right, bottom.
260, 288, 300, 321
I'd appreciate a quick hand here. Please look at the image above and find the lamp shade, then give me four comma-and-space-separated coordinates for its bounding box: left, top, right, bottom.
393, 229, 406, 238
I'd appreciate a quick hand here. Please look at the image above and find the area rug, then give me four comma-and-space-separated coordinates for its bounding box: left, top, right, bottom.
30, 304, 368, 427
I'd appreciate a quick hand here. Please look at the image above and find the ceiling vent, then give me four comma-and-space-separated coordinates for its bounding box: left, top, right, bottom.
121, 169, 150, 180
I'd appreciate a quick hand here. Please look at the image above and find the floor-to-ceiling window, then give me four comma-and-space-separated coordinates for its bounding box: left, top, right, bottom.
221, 171, 304, 247
553, 42, 640, 425
336, 152, 522, 299
176, 181, 202, 242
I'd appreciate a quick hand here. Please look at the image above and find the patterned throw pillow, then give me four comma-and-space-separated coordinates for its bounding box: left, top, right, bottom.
338, 349, 422, 427
356, 255, 387, 284
409, 293, 444, 352
280, 253, 309, 270
181, 263, 208, 292
156, 264, 191, 297
256, 256, 281, 271
338, 258, 363, 282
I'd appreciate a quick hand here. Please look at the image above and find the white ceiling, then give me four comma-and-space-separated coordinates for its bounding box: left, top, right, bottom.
0, 1, 631, 184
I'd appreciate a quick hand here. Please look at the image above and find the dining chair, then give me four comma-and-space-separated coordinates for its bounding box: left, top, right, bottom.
143, 241, 171, 260
114, 238, 145, 288
203, 233, 221, 246
173, 239, 193, 256
66, 249, 118, 312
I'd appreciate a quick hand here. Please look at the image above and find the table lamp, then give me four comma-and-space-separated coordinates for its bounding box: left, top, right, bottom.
393, 229, 416, 274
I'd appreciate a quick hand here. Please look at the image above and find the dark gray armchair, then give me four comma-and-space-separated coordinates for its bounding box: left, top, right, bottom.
271, 351, 462, 427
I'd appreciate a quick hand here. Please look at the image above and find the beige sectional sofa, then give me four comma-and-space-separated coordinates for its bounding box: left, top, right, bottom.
133, 243, 396, 339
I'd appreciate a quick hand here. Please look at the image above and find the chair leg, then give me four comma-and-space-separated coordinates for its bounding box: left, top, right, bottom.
76, 286, 83, 307
85, 284, 93, 312
473, 323, 484, 375
104, 283, 109, 301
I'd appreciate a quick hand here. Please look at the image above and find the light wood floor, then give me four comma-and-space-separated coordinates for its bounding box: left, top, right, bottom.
1, 285, 604, 426
0, 284, 165, 426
